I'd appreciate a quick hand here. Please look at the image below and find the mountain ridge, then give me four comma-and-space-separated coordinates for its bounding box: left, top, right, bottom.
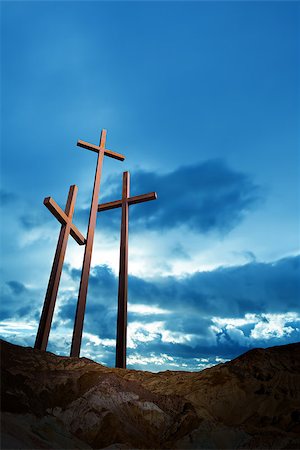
1, 339, 300, 449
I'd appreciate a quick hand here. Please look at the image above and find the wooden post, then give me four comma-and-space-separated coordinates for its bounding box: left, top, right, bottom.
98, 171, 157, 368
116, 172, 130, 368
70, 130, 125, 357
35, 185, 85, 351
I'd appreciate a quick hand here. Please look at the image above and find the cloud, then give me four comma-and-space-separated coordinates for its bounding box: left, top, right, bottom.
176, 255, 300, 317
96, 159, 261, 235
250, 313, 300, 340
171, 243, 191, 261
0, 190, 17, 206
128, 304, 171, 315
59, 266, 119, 341
0, 255, 299, 370
221, 326, 250, 346
49, 254, 300, 366
0, 281, 39, 320
7, 280, 26, 295
61, 254, 300, 331
213, 312, 300, 352
19, 212, 46, 230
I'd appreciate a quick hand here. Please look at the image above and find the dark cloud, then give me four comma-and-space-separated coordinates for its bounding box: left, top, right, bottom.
7, 280, 26, 295
0, 281, 42, 323
60, 265, 118, 340
65, 264, 118, 303
55, 254, 300, 364
143, 255, 300, 319
59, 294, 117, 341
1, 255, 299, 369
64, 255, 299, 326
0, 309, 11, 321
19, 213, 45, 230
17, 305, 33, 317
0, 190, 17, 206
56, 297, 77, 324
95, 159, 261, 234
20, 160, 261, 237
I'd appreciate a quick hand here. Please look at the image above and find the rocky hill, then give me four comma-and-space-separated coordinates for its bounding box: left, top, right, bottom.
1, 339, 300, 449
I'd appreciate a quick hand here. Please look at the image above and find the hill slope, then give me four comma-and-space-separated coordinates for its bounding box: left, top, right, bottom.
1, 339, 300, 449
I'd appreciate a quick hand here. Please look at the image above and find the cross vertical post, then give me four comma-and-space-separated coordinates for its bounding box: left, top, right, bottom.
70, 130, 125, 357
98, 171, 157, 368
35, 185, 85, 351
116, 172, 130, 369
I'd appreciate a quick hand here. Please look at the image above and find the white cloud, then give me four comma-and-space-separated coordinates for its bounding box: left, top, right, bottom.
127, 321, 163, 348
127, 353, 170, 367
76, 224, 271, 280
160, 329, 197, 345
83, 331, 115, 348
215, 357, 230, 363
212, 314, 258, 328
127, 320, 198, 349
0, 320, 36, 334
0, 319, 38, 349
211, 312, 300, 344
250, 313, 300, 340
127, 352, 229, 372
194, 357, 209, 363
128, 303, 170, 315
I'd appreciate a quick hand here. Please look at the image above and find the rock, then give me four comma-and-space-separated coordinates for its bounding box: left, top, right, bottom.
1, 339, 300, 449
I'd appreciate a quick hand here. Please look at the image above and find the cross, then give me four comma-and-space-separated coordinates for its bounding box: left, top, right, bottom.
70, 129, 125, 357
35, 185, 85, 351
98, 171, 157, 368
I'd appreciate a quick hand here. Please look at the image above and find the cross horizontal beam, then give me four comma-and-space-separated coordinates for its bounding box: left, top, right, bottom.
77, 140, 125, 161
97, 171, 157, 368
98, 192, 157, 212
35, 184, 84, 352
71, 129, 125, 358
44, 197, 86, 245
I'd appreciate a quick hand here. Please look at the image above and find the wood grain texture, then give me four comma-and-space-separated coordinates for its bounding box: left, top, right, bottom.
70, 130, 124, 358
35, 185, 85, 351
98, 171, 157, 368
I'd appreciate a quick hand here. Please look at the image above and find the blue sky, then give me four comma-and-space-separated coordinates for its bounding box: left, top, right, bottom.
1, 1, 299, 371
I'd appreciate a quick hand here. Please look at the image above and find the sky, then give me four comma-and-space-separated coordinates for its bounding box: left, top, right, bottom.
0, 1, 299, 372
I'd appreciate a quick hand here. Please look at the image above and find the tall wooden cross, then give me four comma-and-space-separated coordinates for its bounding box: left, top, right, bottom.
98, 171, 157, 368
70, 129, 125, 357
35, 185, 85, 351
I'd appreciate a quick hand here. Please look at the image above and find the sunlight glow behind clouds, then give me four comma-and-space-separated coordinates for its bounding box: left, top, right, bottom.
128, 304, 170, 315
212, 314, 258, 328
0, 320, 36, 333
